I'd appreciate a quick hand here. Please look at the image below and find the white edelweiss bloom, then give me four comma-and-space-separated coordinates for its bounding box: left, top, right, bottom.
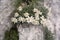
40, 20, 43, 24
21, 18, 26, 23
40, 12, 42, 15
37, 11, 42, 15
40, 18, 47, 26
33, 8, 42, 15
42, 18, 47, 23
11, 17, 18, 23
40, 16, 45, 20
30, 16, 35, 22
33, 8, 39, 12
32, 20, 39, 25
26, 17, 31, 23
29, 16, 34, 20
17, 6, 23, 11
14, 12, 19, 17
24, 12, 29, 17
41, 20, 45, 26
34, 11, 42, 20
35, 13, 39, 20
26, 16, 34, 23
18, 17, 25, 22
35, 16, 39, 20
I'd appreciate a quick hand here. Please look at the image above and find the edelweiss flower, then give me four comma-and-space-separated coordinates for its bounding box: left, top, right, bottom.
35, 13, 39, 20
33, 8, 42, 15
11, 17, 18, 23
40, 16, 47, 26
37, 11, 42, 15
17, 6, 23, 11
24, 12, 29, 17
32, 20, 39, 25
26, 16, 34, 23
18, 17, 25, 22
33, 8, 39, 12
40, 16, 45, 20
41, 19, 47, 26
14, 12, 19, 17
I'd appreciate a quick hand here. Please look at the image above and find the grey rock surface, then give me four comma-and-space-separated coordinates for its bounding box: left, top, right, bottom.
0, 0, 15, 40
18, 24, 44, 40
44, 0, 60, 40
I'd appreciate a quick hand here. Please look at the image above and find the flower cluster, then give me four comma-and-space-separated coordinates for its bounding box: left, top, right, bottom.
11, 5, 47, 25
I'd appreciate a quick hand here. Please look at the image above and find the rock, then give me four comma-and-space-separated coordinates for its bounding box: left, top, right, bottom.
18, 23, 44, 40
44, 0, 60, 40
0, 0, 15, 40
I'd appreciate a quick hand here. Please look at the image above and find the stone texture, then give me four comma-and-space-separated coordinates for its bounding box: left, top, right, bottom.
18, 24, 44, 40
0, 0, 15, 40
44, 0, 60, 40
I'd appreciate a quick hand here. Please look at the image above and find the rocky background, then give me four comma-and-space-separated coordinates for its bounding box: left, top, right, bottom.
0, 0, 60, 40
18, 24, 44, 40
44, 0, 60, 40
0, 0, 16, 40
